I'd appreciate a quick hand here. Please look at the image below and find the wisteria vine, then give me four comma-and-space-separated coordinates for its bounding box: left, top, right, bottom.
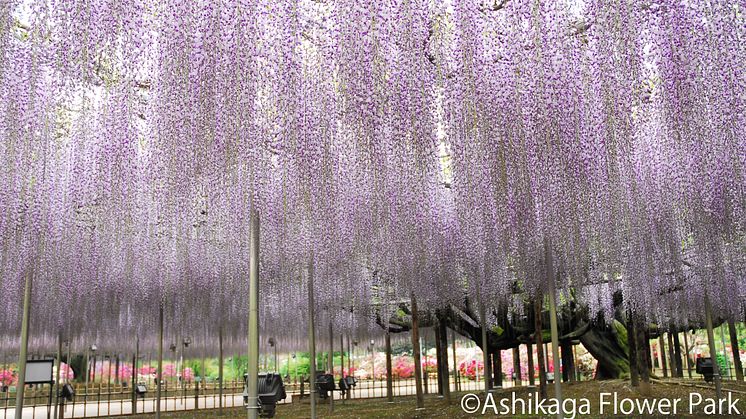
0, 0, 743, 355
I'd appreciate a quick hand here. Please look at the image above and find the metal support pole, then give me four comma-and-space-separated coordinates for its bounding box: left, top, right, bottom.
156, 301, 164, 419
47, 330, 62, 418
410, 293, 424, 409
385, 329, 393, 403
65, 342, 71, 385
703, 288, 722, 399
14, 268, 33, 419
84, 347, 90, 409
545, 240, 562, 419
307, 255, 317, 419
451, 329, 459, 392
247, 210, 260, 419
53, 332, 62, 419
219, 328, 224, 415
328, 317, 334, 413
479, 302, 491, 393
346, 336, 351, 400
132, 338, 138, 414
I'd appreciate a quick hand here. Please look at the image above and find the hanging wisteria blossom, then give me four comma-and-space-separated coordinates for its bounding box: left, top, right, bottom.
0, 0, 743, 375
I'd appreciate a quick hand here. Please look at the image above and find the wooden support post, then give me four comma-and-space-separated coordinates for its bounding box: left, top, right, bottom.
527, 343, 535, 386
512, 347, 522, 387
672, 329, 683, 378
728, 319, 744, 381
682, 330, 693, 379
658, 335, 668, 378
627, 312, 639, 387
635, 316, 651, 395
493, 349, 502, 388
560, 341, 575, 382
704, 288, 722, 399
437, 318, 450, 403
667, 331, 676, 378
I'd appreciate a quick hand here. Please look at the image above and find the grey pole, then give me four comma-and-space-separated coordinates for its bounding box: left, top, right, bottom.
451, 329, 459, 392
247, 209, 260, 419
132, 338, 139, 414
14, 268, 33, 419
340, 334, 344, 379
385, 330, 393, 403
65, 340, 71, 385
156, 301, 164, 419
85, 347, 90, 402
53, 331, 62, 419
704, 288, 722, 399
307, 255, 317, 419
219, 328, 224, 415
410, 293, 424, 409
545, 239, 563, 419
328, 317, 334, 413
480, 302, 491, 394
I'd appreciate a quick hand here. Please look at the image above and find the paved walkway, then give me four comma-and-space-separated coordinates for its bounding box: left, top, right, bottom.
0, 377, 490, 418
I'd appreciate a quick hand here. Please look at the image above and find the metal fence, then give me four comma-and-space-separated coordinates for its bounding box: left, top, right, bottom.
0, 372, 578, 418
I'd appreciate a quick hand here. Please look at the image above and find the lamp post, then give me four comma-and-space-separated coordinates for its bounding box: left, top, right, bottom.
268, 338, 277, 373
292, 354, 297, 384
90, 345, 98, 383
84, 344, 97, 408
169, 343, 177, 390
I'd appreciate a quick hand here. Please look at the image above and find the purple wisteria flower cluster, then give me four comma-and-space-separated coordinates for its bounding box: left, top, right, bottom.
0, 0, 743, 355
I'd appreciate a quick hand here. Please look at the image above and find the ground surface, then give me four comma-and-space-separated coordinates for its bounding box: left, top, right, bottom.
126, 380, 746, 418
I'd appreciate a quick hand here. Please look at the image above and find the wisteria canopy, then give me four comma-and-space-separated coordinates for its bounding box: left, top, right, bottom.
0, 0, 744, 357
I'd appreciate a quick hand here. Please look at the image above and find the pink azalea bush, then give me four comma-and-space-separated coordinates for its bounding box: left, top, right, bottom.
422, 357, 438, 374
458, 359, 484, 380
59, 363, 74, 380
0, 369, 16, 386
393, 356, 415, 378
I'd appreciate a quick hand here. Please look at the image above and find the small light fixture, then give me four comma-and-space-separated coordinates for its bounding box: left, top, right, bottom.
90, 344, 98, 352
183, 337, 192, 347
